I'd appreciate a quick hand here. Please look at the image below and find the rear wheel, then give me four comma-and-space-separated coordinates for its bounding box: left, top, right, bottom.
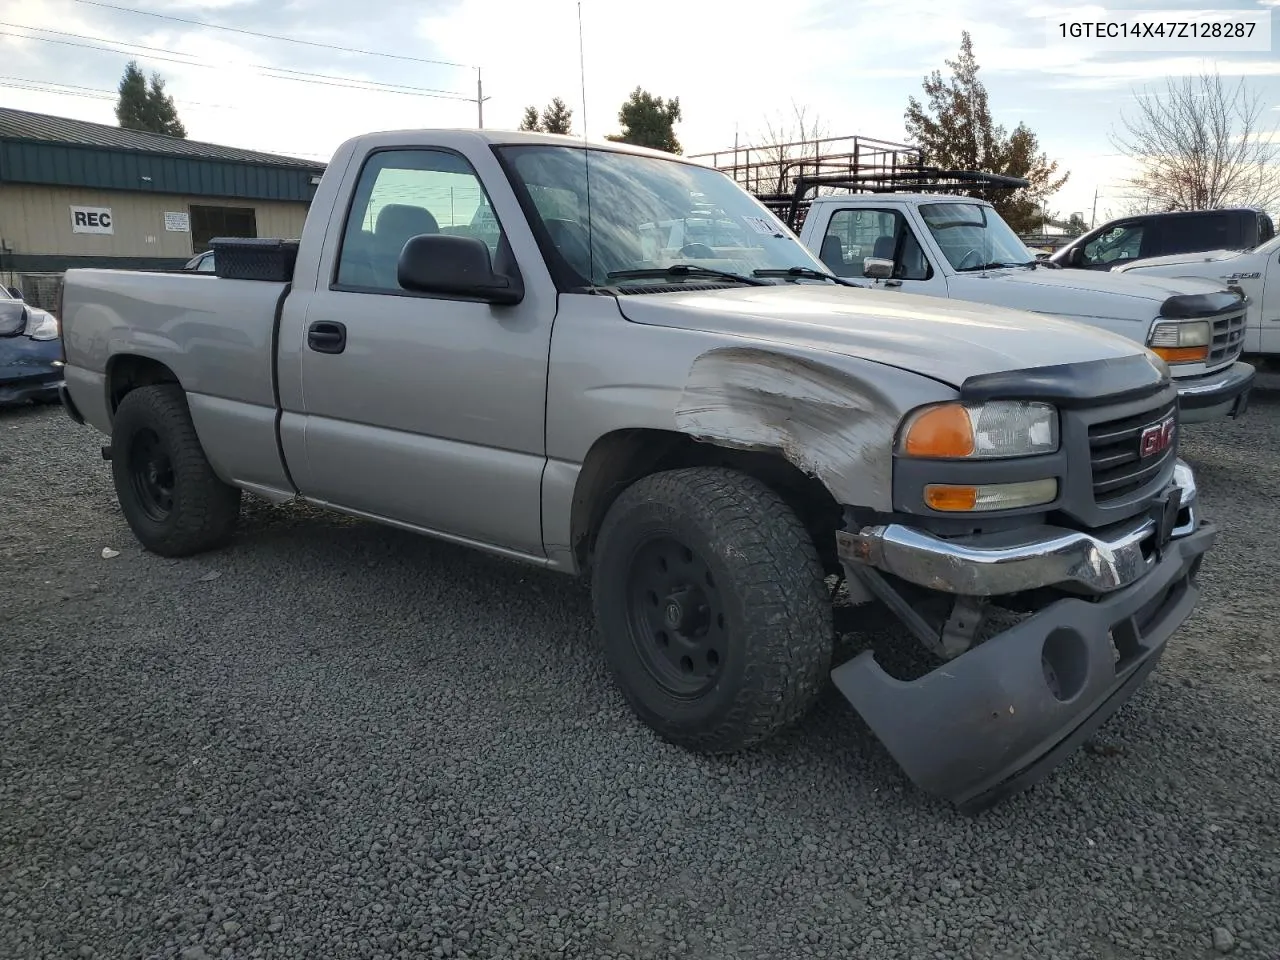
592, 466, 833, 753
110, 384, 241, 557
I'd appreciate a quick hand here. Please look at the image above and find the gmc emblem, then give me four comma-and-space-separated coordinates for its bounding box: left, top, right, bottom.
1139, 415, 1176, 458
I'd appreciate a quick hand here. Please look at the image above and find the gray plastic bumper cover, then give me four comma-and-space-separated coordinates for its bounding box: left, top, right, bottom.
831, 519, 1218, 812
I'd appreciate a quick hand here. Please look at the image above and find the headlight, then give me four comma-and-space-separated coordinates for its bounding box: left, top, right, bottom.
24, 309, 59, 341
1148, 320, 1209, 363
897, 400, 1059, 459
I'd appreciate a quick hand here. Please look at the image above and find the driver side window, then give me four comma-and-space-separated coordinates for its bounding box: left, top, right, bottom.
1083, 224, 1143, 265
820, 209, 930, 280
335, 148, 506, 292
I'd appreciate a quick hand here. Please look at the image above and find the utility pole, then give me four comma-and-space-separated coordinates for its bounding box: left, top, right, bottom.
477, 67, 484, 129
1090, 187, 1099, 229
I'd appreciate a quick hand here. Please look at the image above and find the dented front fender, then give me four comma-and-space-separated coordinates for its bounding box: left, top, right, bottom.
673, 346, 917, 508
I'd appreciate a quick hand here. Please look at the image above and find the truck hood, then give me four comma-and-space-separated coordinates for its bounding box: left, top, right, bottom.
615, 284, 1148, 388
947, 265, 1226, 321
1113, 249, 1242, 272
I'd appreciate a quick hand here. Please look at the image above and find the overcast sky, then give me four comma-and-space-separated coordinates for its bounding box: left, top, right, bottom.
3, 0, 1278, 223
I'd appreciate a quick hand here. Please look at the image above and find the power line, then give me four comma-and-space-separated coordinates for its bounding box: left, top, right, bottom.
0, 22, 470, 96
69, 0, 471, 70
0, 74, 237, 110
0, 79, 116, 102
0, 24, 474, 101
0, 77, 333, 158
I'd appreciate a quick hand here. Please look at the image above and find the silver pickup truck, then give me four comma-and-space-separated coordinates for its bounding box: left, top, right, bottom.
58, 129, 1218, 811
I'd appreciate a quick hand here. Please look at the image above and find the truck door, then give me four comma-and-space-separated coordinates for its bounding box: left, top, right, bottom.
285, 146, 553, 558
1258, 245, 1280, 355
814, 207, 943, 295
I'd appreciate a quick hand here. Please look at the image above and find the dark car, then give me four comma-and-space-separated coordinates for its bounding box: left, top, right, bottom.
1050, 207, 1275, 271
0, 285, 63, 406
184, 250, 215, 272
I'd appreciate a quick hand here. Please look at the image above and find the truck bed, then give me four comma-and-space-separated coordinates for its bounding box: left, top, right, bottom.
60, 269, 292, 495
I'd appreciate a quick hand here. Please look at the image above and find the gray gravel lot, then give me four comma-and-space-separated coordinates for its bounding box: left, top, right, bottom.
2, 394, 1279, 960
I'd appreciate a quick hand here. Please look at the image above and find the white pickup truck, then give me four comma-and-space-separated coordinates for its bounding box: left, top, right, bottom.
793, 193, 1255, 423
1112, 235, 1280, 358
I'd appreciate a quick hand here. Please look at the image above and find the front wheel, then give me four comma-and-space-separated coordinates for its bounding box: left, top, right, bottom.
110, 384, 241, 557
592, 466, 833, 753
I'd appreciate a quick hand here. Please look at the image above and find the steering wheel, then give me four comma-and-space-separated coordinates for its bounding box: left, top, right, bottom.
955, 248, 983, 270
679, 243, 717, 259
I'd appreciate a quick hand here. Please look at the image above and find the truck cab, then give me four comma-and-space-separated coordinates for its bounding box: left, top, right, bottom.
794, 191, 1254, 423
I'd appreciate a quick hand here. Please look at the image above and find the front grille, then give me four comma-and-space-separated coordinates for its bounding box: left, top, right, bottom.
1088, 400, 1177, 504
1208, 311, 1246, 366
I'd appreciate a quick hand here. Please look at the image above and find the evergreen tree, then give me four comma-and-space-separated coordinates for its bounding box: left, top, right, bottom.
519, 105, 542, 131
605, 87, 682, 153
904, 33, 1066, 232
540, 97, 573, 135
115, 61, 150, 132
146, 72, 186, 138
517, 99, 574, 135
115, 60, 187, 138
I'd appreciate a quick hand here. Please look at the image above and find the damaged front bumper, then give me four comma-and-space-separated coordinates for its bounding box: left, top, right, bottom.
843, 461, 1200, 597
832, 460, 1217, 812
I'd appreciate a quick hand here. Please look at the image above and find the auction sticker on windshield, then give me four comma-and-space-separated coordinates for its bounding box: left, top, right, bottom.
745, 217, 782, 236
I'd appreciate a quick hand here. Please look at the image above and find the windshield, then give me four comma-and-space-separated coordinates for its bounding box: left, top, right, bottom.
919, 201, 1034, 271
495, 145, 830, 287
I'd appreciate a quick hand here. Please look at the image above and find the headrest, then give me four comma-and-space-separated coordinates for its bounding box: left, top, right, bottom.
375, 204, 439, 242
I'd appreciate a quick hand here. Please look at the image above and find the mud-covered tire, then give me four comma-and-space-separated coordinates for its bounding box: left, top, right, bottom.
110, 384, 241, 557
592, 466, 833, 753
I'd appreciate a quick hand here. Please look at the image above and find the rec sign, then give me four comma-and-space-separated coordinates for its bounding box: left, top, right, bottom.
70, 205, 114, 235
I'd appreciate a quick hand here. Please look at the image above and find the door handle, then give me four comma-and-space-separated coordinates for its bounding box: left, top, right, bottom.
307, 321, 346, 354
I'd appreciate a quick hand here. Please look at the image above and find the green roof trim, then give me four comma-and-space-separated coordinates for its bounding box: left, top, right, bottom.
0, 108, 325, 203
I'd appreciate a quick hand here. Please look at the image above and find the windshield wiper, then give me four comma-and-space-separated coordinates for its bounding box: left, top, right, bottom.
752, 266, 864, 287
957, 261, 1027, 273
967, 258, 1065, 271
606, 264, 770, 286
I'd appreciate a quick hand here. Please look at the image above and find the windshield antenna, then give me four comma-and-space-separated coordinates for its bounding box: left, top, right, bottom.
578, 1, 596, 287
982, 201, 991, 273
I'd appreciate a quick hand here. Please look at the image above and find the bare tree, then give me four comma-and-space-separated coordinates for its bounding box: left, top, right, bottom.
1112, 70, 1280, 212
747, 101, 829, 197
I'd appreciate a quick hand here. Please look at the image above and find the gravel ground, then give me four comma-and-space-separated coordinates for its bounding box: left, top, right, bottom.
2, 393, 1278, 960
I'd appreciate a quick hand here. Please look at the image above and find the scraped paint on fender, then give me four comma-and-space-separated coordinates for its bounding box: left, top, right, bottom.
673, 346, 899, 506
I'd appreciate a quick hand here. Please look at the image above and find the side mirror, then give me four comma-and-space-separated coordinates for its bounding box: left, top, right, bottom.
397, 234, 523, 306
6, 286, 22, 300
863, 257, 894, 280
1066, 247, 1084, 268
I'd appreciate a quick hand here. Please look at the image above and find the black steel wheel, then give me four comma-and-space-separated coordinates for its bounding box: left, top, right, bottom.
127, 427, 176, 523
626, 535, 727, 699
592, 466, 833, 753
110, 384, 241, 557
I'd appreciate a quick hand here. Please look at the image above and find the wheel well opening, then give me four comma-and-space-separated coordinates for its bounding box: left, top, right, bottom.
107, 356, 180, 416
571, 429, 843, 576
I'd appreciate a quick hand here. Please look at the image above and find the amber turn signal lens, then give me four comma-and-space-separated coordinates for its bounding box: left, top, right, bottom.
924, 485, 979, 511
902, 404, 975, 458
1151, 345, 1209, 364
925, 479, 1059, 512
